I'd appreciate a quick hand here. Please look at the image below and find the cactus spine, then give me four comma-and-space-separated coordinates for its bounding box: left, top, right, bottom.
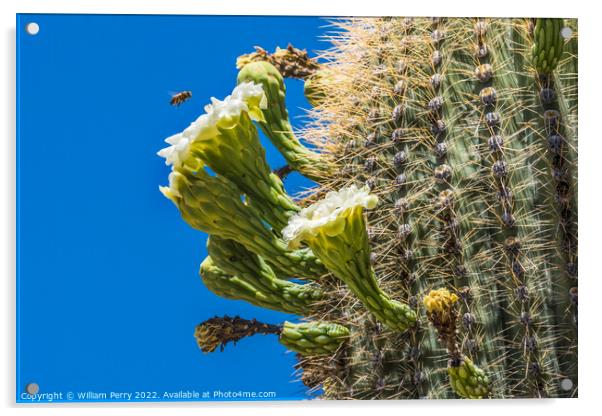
159, 17, 577, 399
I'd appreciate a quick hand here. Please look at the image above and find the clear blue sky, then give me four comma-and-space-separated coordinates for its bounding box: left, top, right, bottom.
17, 13, 327, 402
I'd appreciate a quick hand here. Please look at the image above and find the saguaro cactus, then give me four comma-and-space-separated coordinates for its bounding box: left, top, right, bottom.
159, 17, 577, 399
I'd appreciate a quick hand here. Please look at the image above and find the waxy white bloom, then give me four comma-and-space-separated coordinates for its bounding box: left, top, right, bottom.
159, 170, 184, 201
282, 185, 378, 248
156, 133, 191, 167
231, 81, 266, 105
157, 82, 267, 168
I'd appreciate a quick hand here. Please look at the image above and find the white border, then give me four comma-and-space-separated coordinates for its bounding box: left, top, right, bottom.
2, 1, 599, 415
6, 0, 582, 17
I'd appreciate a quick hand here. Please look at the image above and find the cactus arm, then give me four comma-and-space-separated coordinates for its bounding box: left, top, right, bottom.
200, 250, 322, 315
481, 20, 561, 397
237, 61, 334, 182
522, 18, 578, 395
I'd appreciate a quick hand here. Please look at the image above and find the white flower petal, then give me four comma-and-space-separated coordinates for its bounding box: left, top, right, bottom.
157, 134, 190, 167
159, 170, 183, 201
165, 133, 183, 145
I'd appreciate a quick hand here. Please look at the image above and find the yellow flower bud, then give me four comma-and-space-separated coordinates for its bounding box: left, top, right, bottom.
423, 288, 459, 314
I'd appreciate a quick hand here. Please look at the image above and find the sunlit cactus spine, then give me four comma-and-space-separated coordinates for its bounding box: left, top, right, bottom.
158, 17, 577, 399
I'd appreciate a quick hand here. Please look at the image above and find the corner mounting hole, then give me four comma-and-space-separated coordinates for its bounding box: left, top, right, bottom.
560, 378, 573, 391
561, 27, 573, 40
25, 383, 39, 395
26, 22, 40, 36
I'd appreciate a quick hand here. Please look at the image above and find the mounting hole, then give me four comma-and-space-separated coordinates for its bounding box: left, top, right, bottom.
560, 378, 573, 391
560, 27, 573, 40
25, 22, 40, 36
25, 383, 39, 395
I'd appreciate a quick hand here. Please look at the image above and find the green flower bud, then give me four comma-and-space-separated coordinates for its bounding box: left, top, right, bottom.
532, 18, 564, 73
448, 357, 491, 399
279, 321, 350, 356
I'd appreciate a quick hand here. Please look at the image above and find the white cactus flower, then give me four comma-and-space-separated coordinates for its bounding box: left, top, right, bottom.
282, 185, 378, 248
157, 82, 267, 168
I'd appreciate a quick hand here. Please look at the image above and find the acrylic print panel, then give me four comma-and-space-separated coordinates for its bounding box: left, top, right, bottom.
16, 15, 578, 402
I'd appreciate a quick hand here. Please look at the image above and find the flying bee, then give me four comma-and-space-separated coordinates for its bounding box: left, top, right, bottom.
170, 90, 192, 107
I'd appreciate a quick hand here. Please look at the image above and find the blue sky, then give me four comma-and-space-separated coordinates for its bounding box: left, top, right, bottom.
17, 13, 328, 402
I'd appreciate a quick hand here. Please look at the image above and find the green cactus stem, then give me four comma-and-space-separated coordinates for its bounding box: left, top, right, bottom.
237, 61, 334, 182
280, 321, 350, 356
203, 236, 323, 314
486, 20, 562, 397
160, 168, 323, 278
448, 357, 491, 399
